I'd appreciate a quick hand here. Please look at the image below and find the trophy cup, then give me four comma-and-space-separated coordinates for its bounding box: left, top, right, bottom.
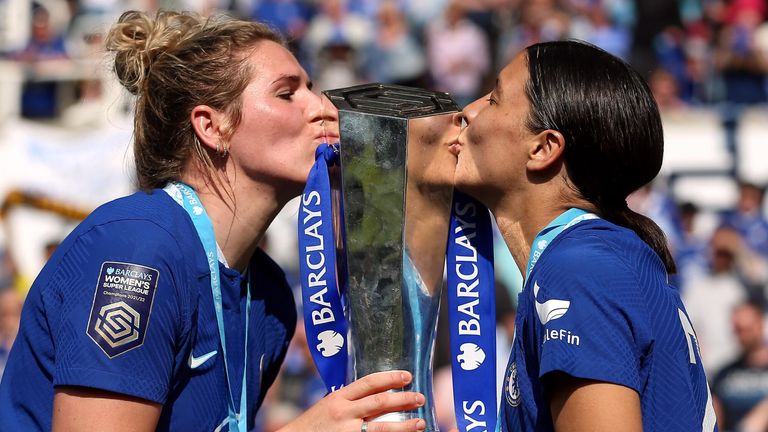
323, 84, 460, 431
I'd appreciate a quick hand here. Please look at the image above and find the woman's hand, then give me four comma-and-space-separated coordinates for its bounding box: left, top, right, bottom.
279, 370, 427, 432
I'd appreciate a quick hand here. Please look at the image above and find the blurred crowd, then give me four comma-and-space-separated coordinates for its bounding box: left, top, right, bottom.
2, 0, 768, 431
4, 0, 768, 117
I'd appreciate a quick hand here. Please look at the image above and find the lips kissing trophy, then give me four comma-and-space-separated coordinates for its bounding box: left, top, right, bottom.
299, 84, 497, 431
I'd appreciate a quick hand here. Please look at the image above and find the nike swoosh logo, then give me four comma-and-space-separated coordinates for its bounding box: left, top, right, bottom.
259, 353, 265, 385
188, 350, 218, 369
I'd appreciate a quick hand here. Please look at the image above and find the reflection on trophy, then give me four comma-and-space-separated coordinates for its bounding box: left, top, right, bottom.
323, 84, 460, 431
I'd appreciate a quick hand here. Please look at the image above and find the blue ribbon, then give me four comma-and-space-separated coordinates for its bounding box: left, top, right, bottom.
525, 208, 597, 280
298, 143, 348, 393
446, 191, 497, 432
165, 182, 250, 432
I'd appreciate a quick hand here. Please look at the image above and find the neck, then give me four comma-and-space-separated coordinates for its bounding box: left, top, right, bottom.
181, 173, 286, 273
487, 183, 594, 275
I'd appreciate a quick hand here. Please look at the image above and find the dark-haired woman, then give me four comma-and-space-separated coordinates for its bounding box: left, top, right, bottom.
453, 40, 717, 431
0, 10, 429, 432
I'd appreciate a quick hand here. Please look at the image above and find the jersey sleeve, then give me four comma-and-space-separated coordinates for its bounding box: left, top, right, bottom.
531, 233, 653, 393
44, 219, 192, 404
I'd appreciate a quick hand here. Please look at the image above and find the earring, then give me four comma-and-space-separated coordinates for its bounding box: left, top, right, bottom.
214, 142, 228, 158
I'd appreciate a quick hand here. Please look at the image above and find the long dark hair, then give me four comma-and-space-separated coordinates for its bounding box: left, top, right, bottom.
524, 40, 676, 273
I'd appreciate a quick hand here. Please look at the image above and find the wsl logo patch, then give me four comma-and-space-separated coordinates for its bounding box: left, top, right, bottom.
94, 301, 141, 347
87, 262, 159, 358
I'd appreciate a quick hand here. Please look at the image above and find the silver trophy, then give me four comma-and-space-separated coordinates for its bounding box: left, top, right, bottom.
323, 84, 460, 431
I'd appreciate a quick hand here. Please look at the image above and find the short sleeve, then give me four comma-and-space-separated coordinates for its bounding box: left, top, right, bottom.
44, 219, 191, 403
531, 234, 652, 393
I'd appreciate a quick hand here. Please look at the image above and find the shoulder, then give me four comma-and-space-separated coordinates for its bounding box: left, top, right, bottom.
530, 218, 665, 310
542, 218, 665, 280
86, 190, 192, 234
64, 190, 206, 272
528, 221, 659, 393
554, 218, 657, 258
38, 190, 208, 305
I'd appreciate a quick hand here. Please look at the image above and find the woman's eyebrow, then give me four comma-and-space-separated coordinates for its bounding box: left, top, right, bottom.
270, 74, 301, 86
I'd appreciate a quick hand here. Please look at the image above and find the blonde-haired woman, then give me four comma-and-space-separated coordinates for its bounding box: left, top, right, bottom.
0, 10, 427, 432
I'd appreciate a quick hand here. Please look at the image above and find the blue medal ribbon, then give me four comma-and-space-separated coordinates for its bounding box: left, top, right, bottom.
298, 143, 348, 393
165, 182, 251, 432
525, 208, 598, 280
446, 191, 497, 432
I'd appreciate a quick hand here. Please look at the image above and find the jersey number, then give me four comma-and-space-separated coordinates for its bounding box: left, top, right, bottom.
678, 308, 718, 431
678, 308, 700, 364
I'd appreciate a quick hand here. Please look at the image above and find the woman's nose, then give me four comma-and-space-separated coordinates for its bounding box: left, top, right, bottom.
452, 111, 467, 129
311, 93, 339, 124
460, 96, 485, 124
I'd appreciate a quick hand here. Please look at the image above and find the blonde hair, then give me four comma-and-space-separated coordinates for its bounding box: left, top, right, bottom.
105, 10, 284, 191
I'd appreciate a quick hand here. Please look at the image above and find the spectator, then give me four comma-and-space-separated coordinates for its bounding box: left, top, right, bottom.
249, 0, 312, 60
713, 0, 768, 105
649, 67, 687, 110
496, 0, 571, 68
570, 0, 632, 60
628, 182, 686, 255
655, 26, 692, 96
363, 1, 428, 88
0, 289, 22, 381
720, 180, 768, 258
682, 225, 749, 375
398, 0, 450, 44
302, 0, 372, 78
674, 201, 710, 287
312, 38, 363, 91
10, 3, 70, 119
629, 0, 684, 78
712, 300, 768, 432
683, 22, 721, 105
425, 0, 490, 107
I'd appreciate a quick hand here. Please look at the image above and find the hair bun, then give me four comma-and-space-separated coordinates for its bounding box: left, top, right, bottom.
106, 10, 201, 95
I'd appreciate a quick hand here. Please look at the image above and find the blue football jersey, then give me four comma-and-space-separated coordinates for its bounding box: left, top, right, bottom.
0, 190, 296, 431
500, 218, 717, 431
